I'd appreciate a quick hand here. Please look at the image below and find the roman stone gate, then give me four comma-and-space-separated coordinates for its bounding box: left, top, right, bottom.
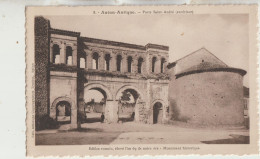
35, 17, 170, 129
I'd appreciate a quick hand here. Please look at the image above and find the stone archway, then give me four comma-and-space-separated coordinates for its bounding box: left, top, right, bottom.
115, 85, 144, 100
116, 85, 145, 123
153, 102, 163, 124
84, 83, 113, 123
84, 83, 113, 100
56, 101, 71, 123
50, 96, 73, 121
152, 99, 167, 124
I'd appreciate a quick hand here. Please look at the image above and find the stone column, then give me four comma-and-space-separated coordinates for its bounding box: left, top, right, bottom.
85, 54, 88, 69
146, 54, 151, 74
122, 54, 127, 73
110, 54, 116, 71
142, 58, 146, 74
155, 56, 160, 73
49, 104, 56, 120
70, 102, 78, 129
72, 46, 77, 66
162, 103, 167, 124
50, 44, 53, 63
135, 102, 140, 122
60, 43, 66, 64
99, 53, 105, 70
70, 77, 79, 129
86, 50, 92, 69
132, 55, 137, 74
105, 100, 119, 123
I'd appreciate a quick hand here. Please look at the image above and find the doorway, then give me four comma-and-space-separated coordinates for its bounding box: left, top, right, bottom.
153, 102, 163, 124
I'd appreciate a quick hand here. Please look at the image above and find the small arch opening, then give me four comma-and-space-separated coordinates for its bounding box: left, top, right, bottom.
66, 46, 73, 65
152, 57, 157, 73
116, 55, 122, 72
56, 101, 71, 123
161, 58, 166, 73
104, 54, 111, 71
138, 57, 143, 73
53, 44, 60, 64
153, 102, 163, 124
127, 56, 133, 73
92, 52, 99, 69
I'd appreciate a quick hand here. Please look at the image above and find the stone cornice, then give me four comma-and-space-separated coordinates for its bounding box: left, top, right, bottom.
81, 37, 169, 52
50, 28, 80, 37
175, 67, 247, 79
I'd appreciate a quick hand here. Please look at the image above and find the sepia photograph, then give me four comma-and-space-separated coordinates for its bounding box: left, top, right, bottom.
26, 5, 258, 156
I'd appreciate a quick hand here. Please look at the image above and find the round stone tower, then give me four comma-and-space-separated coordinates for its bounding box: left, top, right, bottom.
168, 48, 247, 127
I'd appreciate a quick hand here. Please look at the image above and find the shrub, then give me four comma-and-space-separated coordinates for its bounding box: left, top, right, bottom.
37, 115, 60, 130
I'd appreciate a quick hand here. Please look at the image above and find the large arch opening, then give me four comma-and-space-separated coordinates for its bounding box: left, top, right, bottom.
153, 102, 163, 124
84, 84, 112, 123
56, 101, 71, 124
116, 86, 143, 123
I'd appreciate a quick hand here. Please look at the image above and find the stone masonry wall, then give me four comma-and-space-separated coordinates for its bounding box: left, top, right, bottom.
35, 17, 50, 130
175, 71, 244, 126
49, 71, 78, 128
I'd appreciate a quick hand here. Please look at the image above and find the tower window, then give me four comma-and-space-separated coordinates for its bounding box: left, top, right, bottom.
92, 52, 99, 69
127, 56, 133, 73
161, 58, 166, 73
104, 54, 111, 71
138, 57, 143, 73
53, 44, 60, 63
66, 46, 73, 65
116, 55, 122, 72
152, 57, 157, 73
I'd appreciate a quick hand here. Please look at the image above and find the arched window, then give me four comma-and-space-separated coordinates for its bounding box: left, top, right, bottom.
66, 46, 73, 65
152, 57, 157, 73
127, 56, 133, 73
56, 101, 71, 122
80, 57, 86, 68
138, 57, 143, 73
53, 44, 60, 64
116, 55, 122, 72
92, 52, 99, 69
104, 54, 111, 71
161, 58, 166, 73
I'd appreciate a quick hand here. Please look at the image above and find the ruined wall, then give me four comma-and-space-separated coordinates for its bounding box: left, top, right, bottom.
150, 80, 169, 123
49, 71, 78, 128
34, 17, 50, 130
175, 71, 244, 126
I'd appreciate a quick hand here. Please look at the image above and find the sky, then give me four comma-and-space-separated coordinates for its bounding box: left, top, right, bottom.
46, 14, 249, 87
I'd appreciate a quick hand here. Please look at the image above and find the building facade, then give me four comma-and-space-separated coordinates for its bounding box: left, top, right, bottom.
35, 16, 247, 129
167, 48, 247, 126
35, 17, 170, 129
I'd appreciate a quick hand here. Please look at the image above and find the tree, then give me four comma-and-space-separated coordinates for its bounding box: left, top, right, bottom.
120, 91, 131, 101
